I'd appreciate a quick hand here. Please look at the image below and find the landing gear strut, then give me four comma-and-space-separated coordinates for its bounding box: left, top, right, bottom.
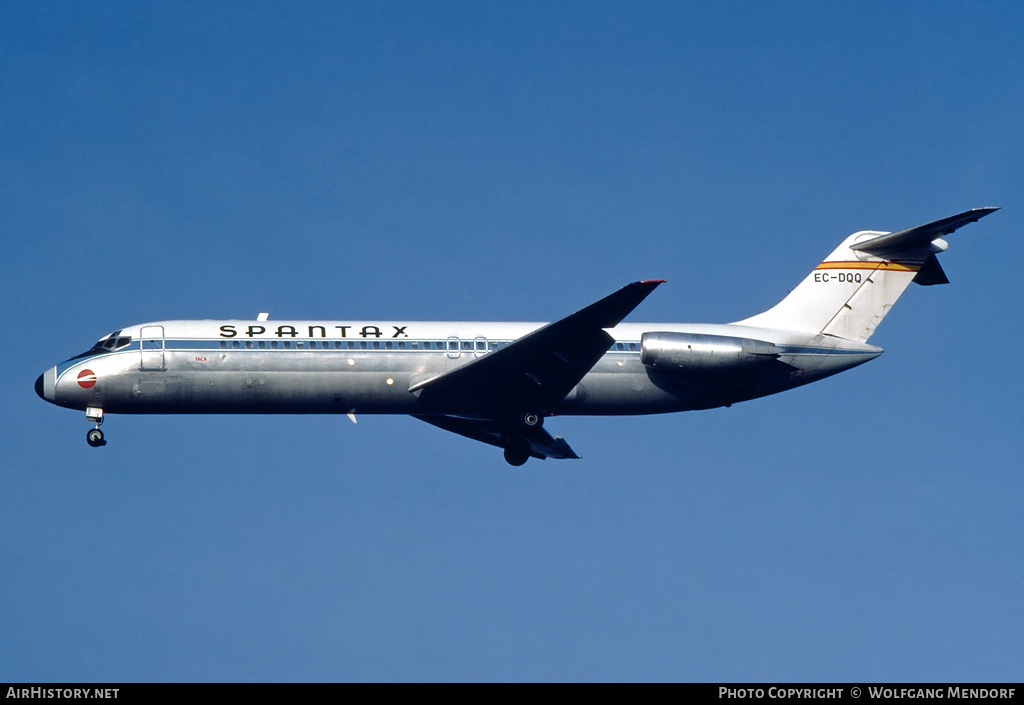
85, 406, 106, 447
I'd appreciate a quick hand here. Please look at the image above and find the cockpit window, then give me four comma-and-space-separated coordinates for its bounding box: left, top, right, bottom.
68, 331, 132, 360
94, 330, 132, 351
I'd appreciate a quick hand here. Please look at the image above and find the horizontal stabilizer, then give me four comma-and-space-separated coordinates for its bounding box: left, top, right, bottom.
852, 207, 998, 257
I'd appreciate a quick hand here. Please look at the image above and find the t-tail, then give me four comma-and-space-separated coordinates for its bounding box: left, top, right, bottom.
737, 208, 999, 343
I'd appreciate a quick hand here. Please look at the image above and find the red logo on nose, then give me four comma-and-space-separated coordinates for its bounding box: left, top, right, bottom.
77, 369, 97, 389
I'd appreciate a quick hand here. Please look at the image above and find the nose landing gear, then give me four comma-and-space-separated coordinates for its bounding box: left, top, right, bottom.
85, 406, 106, 447
87, 428, 106, 447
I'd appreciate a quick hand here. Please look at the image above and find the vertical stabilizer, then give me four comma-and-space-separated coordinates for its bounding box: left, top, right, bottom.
735, 208, 997, 343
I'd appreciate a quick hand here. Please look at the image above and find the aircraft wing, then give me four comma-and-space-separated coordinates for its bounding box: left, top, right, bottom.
413, 414, 580, 460
409, 280, 664, 415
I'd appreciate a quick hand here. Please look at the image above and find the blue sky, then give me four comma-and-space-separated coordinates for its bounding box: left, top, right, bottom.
2, 1, 1022, 682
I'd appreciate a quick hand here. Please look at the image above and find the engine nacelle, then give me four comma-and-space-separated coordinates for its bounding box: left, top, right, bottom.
640, 332, 781, 371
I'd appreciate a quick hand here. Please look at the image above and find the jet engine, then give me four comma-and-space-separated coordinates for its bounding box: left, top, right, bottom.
640, 332, 781, 371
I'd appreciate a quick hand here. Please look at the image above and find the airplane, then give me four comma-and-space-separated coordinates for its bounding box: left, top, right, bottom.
35, 208, 997, 465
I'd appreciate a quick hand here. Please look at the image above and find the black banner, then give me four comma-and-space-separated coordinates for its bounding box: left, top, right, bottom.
2, 683, 1022, 695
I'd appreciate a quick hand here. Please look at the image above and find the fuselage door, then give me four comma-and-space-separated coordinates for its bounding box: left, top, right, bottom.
140, 325, 165, 370
447, 336, 460, 360
474, 336, 487, 358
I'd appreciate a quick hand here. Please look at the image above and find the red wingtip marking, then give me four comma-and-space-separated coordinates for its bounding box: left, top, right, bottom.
640, 279, 666, 284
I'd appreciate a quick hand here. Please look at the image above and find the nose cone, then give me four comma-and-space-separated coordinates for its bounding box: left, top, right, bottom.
35, 366, 56, 402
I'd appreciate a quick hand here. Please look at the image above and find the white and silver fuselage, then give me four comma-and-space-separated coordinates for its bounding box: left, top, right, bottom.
36, 318, 880, 418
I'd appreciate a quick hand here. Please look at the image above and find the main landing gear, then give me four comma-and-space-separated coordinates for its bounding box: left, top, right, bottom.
520, 411, 541, 428
503, 438, 531, 466
502, 410, 543, 466
85, 406, 106, 447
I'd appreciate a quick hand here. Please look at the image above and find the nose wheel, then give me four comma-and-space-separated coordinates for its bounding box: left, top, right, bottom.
85, 406, 106, 447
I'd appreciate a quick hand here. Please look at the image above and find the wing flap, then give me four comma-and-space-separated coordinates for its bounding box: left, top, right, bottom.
413, 415, 580, 460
